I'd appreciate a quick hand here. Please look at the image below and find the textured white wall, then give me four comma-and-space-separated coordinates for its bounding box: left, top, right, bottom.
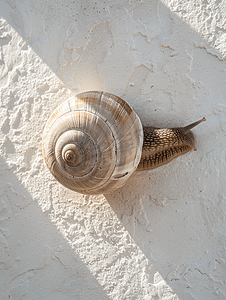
0, 0, 226, 299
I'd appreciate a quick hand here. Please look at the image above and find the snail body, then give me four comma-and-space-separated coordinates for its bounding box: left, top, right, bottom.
139, 118, 205, 171
42, 91, 205, 195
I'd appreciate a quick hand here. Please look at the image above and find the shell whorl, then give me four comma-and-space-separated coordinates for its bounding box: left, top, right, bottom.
42, 91, 143, 195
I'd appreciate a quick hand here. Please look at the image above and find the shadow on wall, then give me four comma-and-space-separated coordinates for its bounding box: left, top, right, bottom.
0, 150, 180, 299
1, 0, 226, 109
1, 0, 226, 299
0, 155, 110, 299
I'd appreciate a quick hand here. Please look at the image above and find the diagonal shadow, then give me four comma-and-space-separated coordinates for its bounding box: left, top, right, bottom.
0, 155, 110, 299
1, 0, 226, 299
0, 153, 180, 299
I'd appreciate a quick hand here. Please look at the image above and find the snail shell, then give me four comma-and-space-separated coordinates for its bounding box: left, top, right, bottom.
42, 91, 143, 195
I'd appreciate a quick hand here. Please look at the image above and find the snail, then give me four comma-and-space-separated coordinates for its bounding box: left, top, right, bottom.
42, 91, 205, 195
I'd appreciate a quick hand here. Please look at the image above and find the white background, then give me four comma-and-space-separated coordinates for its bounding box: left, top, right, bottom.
0, 0, 226, 299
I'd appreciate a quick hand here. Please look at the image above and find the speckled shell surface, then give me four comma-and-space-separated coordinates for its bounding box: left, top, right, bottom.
42, 91, 143, 194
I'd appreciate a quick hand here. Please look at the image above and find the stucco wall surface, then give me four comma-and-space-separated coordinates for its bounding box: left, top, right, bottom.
0, 0, 226, 299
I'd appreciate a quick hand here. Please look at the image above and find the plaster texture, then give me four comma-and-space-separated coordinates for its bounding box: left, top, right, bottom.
0, 0, 226, 299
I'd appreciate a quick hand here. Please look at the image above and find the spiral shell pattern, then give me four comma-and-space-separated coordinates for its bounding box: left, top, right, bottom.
42, 91, 143, 194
